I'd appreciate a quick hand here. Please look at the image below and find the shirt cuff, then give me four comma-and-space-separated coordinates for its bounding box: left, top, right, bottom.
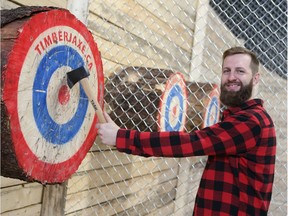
116, 129, 137, 154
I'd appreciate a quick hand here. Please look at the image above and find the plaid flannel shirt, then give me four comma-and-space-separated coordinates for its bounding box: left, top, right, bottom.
116, 99, 276, 215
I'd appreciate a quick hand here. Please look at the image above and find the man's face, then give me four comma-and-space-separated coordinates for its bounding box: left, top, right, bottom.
220, 54, 259, 107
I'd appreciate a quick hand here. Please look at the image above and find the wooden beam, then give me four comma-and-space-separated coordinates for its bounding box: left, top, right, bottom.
67, 0, 89, 25
40, 182, 67, 216
189, 0, 209, 81
173, 157, 197, 215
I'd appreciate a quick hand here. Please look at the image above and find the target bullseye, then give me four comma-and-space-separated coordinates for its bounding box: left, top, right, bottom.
58, 85, 70, 105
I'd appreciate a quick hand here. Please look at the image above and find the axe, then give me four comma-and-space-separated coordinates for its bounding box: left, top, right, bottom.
67, 66, 106, 123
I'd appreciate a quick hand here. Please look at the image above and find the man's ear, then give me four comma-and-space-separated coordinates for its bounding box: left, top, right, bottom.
253, 72, 260, 86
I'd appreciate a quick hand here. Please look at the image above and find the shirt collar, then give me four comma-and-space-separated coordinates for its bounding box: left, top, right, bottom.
222, 99, 263, 119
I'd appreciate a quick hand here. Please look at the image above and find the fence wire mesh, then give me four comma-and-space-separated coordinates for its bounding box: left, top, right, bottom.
64, 0, 287, 215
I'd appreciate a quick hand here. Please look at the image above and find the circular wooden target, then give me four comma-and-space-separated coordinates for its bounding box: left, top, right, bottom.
1, 7, 104, 183
158, 73, 187, 131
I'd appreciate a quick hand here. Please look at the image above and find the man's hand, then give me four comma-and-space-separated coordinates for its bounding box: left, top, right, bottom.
96, 112, 120, 146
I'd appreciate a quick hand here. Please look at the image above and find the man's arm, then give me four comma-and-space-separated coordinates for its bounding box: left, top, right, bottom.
97, 112, 261, 158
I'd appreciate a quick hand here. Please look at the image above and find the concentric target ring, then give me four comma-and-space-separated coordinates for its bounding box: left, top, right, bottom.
33, 45, 88, 145
158, 72, 187, 132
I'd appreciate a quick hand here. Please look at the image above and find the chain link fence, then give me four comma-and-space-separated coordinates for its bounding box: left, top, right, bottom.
64, 0, 287, 215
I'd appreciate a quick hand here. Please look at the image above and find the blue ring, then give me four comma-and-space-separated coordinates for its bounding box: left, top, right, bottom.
33, 45, 88, 145
205, 96, 219, 126
164, 85, 184, 131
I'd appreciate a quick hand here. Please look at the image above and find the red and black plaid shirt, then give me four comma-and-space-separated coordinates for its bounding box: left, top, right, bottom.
116, 99, 276, 215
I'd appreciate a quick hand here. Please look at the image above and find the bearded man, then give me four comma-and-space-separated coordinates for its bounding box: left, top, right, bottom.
97, 47, 276, 216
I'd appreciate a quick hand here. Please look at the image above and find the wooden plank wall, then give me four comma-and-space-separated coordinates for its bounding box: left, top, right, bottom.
65, 143, 179, 215
87, 0, 197, 77
64, 1, 198, 215
1, 0, 286, 216
1, 177, 43, 216
62, 1, 243, 215
1, 0, 198, 215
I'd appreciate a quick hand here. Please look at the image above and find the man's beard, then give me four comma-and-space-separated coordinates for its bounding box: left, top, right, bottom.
220, 79, 253, 107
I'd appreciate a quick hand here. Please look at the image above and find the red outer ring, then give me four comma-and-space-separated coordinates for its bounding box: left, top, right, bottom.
2, 9, 104, 183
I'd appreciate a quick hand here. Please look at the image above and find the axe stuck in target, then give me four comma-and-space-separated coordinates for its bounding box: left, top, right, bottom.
67, 66, 106, 123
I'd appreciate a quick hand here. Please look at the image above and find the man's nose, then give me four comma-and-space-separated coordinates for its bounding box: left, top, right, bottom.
227, 71, 237, 80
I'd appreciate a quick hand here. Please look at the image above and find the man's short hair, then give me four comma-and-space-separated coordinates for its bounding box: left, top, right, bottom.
223, 47, 260, 74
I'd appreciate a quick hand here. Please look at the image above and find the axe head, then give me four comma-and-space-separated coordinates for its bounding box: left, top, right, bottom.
67, 66, 90, 88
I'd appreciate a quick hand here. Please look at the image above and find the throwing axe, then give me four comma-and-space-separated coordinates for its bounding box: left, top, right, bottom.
67, 66, 106, 123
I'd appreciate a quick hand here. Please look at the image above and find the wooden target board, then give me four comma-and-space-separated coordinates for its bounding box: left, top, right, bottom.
158, 73, 187, 131
1, 7, 104, 183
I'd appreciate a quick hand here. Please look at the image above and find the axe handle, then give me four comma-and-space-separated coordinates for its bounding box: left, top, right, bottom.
79, 78, 106, 123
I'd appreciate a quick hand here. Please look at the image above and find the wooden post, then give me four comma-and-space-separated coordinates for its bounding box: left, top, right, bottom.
67, 0, 89, 25
189, 0, 209, 82
173, 157, 197, 215
173, 83, 219, 214
41, 182, 68, 216
174, 1, 211, 213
